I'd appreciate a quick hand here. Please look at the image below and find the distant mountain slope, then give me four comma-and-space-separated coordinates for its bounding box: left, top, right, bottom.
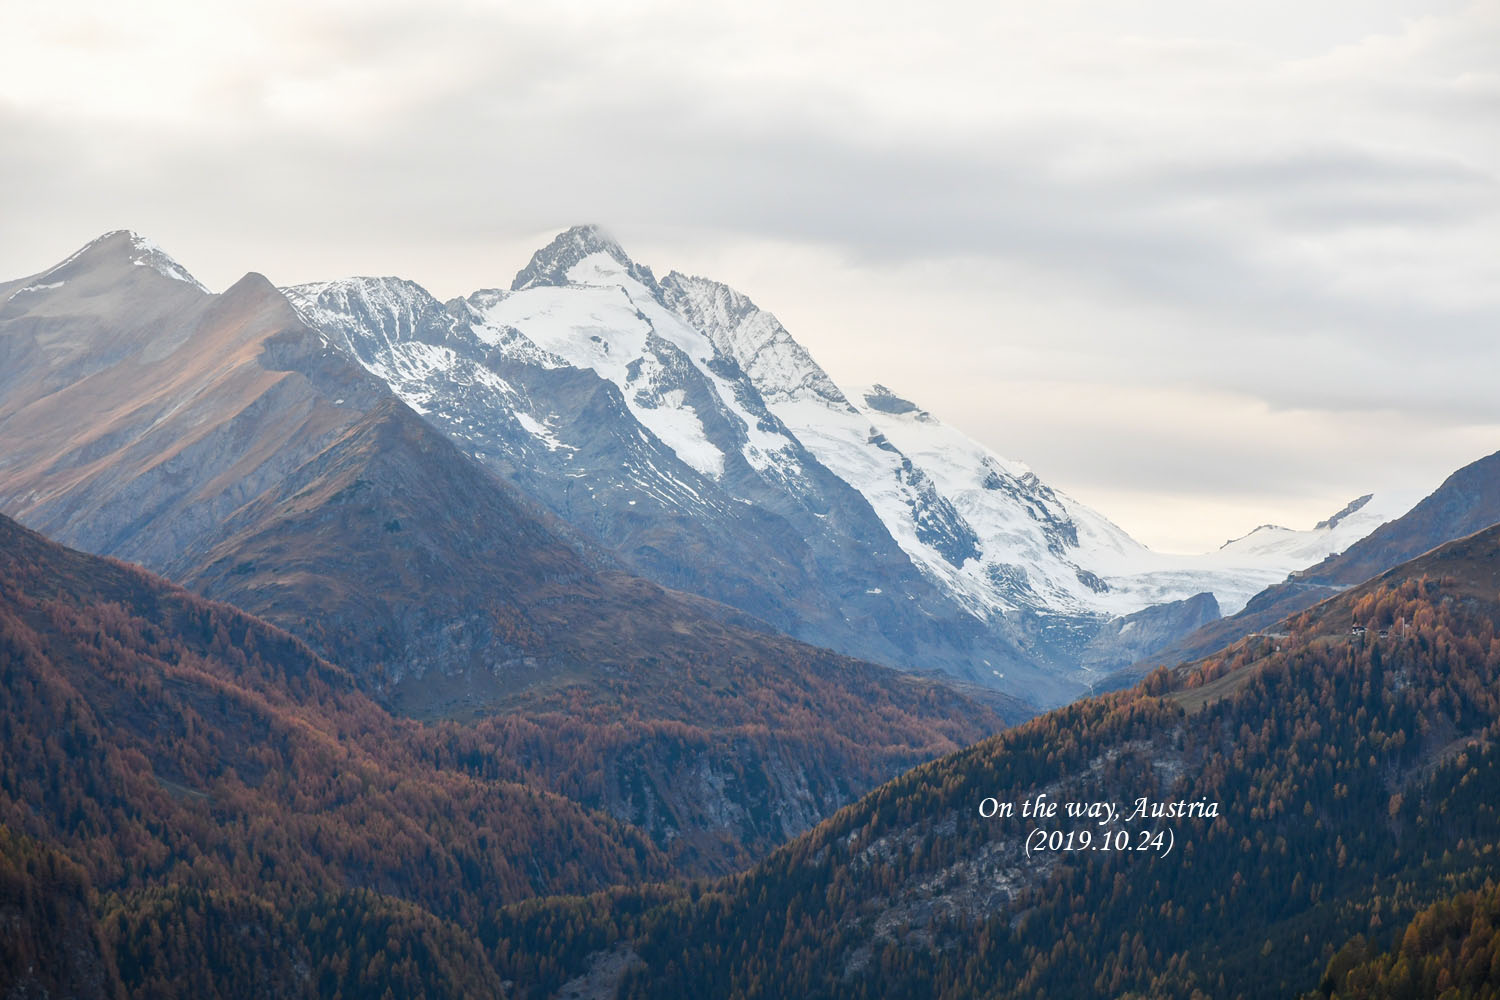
662, 266, 1414, 619
1297, 450, 1500, 587
848, 383, 1417, 617
486, 523, 1500, 998
1124, 448, 1500, 678
0, 231, 386, 571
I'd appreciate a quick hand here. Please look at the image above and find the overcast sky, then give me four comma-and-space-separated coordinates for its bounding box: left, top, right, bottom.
3, 1, 1496, 552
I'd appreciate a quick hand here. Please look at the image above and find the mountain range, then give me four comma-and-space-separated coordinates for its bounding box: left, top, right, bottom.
281, 224, 1415, 703
1, 227, 1423, 708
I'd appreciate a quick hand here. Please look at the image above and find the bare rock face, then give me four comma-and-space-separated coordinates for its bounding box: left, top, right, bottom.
0, 239, 373, 574
1076, 591, 1221, 674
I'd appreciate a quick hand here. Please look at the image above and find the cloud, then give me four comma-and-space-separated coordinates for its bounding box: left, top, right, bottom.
0, 0, 1495, 549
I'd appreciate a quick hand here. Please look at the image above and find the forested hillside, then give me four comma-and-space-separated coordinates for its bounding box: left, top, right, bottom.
6, 450, 1499, 998
1311, 880, 1500, 999
0, 507, 1015, 996
484, 524, 1500, 998
0, 514, 675, 995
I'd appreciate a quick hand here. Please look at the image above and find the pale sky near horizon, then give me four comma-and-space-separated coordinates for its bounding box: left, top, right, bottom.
2, 1, 1496, 552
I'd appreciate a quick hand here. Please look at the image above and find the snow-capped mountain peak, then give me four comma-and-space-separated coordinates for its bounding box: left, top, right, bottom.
1210, 491, 1419, 566
1315, 493, 1374, 531
118, 231, 208, 291
510, 224, 660, 294
21, 230, 209, 295
463, 230, 824, 483
285, 276, 459, 357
